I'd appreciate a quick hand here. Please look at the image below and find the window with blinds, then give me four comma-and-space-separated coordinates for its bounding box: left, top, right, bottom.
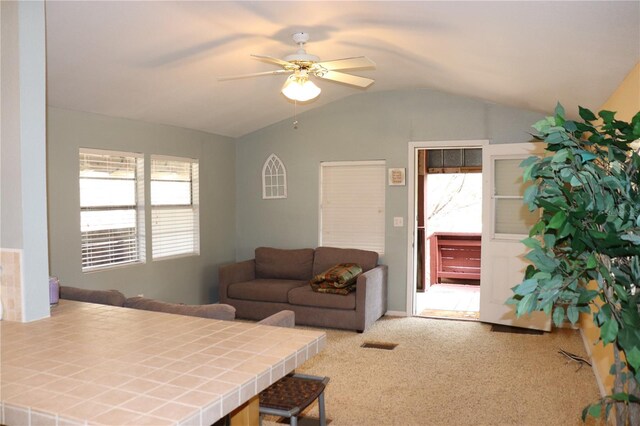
151, 156, 199, 259
320, 161, 386, 254
79, 149, 145, 271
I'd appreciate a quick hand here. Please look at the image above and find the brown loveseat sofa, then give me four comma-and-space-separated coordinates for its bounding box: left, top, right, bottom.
219, 246, 388, 332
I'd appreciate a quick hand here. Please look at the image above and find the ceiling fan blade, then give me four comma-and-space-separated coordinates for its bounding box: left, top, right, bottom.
217, 69, 292, 81
316, 70, 374, 88
251, 54, 297, 68
314, 56, 376, 71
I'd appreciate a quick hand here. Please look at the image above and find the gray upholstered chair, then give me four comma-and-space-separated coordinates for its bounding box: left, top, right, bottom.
124, 296, 236, 321
60, 285, 126, 306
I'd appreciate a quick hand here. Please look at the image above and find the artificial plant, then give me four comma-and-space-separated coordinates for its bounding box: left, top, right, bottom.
508, 104, 640, 424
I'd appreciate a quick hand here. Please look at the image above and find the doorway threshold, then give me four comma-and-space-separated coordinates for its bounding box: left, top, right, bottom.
416, 308, 479, 321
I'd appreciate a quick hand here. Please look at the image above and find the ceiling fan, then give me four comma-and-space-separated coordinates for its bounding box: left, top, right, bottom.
218, 32, 375, 102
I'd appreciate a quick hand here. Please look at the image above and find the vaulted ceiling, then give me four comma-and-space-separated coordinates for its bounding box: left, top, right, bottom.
45, 1, 640, 138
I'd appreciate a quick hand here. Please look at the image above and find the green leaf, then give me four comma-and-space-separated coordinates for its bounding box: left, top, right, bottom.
613, 284, 628, 302
546, 132, 567, 144
554, 102, 565, 119
552, 306, 565, 327
551, 149, 569, 163
579, 106, 597, 122
569, 175, 583, 187
567, 306, 579, 324
521, 237, 541, 249
547, 211, 567, 230
543, 234, 556, 249
577, 151, 597, 163
599, 110, 616, 124
523, 185, 538, 205
520, 156, 538, 168
586, 253, 598, 269
587, 403, 602, 418
515, 279, 538, 296
525, 249, 560, 273
610, 393, 631, 402
601, 318, 619, 345
532, 116, 556, 134
621, 234, 640, 245
625, 347, 640, 371
516, 293, 536, 317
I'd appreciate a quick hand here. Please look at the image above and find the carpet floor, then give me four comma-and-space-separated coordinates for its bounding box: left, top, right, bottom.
263, 316, 601, 426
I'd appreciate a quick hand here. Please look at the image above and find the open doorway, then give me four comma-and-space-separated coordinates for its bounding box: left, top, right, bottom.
414, 147, 482, 320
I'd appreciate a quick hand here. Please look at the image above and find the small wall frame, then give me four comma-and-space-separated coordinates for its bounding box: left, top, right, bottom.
388, 167, 406, 186
262, 154, 287, 199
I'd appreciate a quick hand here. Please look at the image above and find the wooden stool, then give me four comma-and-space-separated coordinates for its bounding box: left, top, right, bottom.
259, 373, 329, 426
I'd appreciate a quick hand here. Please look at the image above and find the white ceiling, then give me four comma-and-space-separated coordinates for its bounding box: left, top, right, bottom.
45, 1, 640, 138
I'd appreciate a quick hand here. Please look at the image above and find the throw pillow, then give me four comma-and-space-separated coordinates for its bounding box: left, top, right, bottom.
310, 263, 363, 295
311, 281, 358, 295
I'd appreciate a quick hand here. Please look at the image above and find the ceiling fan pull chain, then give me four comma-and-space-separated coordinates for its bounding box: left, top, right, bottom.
293, 100, 299, 130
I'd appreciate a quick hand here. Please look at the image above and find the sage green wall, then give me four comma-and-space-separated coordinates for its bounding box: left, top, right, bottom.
235, 89, 545, 313
47, 108, 236, 304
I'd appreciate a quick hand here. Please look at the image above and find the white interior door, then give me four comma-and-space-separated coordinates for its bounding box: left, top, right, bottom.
479, 142, 551, 331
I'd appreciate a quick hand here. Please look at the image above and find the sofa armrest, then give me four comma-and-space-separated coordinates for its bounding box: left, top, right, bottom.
218, 259, 256, 303
258, 310, 295, 328
355, 265, 388, 332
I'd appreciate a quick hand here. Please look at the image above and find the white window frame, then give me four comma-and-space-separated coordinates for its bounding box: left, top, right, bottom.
150, 155, 200, 260
79, 148, 145, 272
262, 154, 287, 199
319, 160, 386, 255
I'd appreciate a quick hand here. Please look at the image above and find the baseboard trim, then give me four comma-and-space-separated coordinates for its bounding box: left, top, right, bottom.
580, 328, 607, 397
385, 310, 408, 317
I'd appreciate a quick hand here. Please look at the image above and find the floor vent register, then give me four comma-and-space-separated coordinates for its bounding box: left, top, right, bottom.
361, 342, 398, 350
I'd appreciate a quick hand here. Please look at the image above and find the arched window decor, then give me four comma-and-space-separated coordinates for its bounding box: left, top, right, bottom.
262, 154, 287, 199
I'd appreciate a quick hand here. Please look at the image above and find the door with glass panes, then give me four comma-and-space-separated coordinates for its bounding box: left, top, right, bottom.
479, 143, 551, 331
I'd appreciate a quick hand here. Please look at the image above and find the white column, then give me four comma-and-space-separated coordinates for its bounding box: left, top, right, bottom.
1, 0, 50, 322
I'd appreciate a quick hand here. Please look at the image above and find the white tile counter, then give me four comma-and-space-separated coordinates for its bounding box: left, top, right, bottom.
0, 300, 326, 425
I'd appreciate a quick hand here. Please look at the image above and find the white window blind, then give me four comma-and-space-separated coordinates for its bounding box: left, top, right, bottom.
320, 161, 386, 254
79, 149, 145, 271
151, 156, 199, 259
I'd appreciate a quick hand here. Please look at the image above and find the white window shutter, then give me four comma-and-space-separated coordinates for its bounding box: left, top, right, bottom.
151, 156, 199, 259
79, 149, 144, 270
320, 161, 386, 254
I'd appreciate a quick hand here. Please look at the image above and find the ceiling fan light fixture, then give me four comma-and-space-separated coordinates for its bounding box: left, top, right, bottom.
281, 75, 321, 102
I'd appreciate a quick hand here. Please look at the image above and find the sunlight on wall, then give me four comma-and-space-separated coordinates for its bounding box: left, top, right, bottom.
580, 62, 640, 396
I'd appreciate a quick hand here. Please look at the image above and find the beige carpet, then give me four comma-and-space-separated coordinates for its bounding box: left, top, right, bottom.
264, 316, 601, 426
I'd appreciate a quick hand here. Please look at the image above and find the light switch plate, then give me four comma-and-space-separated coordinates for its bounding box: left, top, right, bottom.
393, 217, 403, 227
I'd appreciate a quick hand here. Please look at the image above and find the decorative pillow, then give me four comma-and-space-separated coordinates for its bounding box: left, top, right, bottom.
311, 263, 363, 288
311, 281, 357, 295
310, 263, 362, 295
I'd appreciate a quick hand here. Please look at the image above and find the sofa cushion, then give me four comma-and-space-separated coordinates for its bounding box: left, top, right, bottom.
288, 285, 356, 310
228, 279, 307, 303
312, 247, 378, 275
255, 247, 314, 280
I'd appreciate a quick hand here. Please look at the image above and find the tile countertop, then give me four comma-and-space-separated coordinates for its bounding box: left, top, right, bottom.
0, 300, 326, 426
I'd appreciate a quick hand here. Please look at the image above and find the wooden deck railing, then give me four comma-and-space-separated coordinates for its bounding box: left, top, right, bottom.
428, 232, 481, 284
